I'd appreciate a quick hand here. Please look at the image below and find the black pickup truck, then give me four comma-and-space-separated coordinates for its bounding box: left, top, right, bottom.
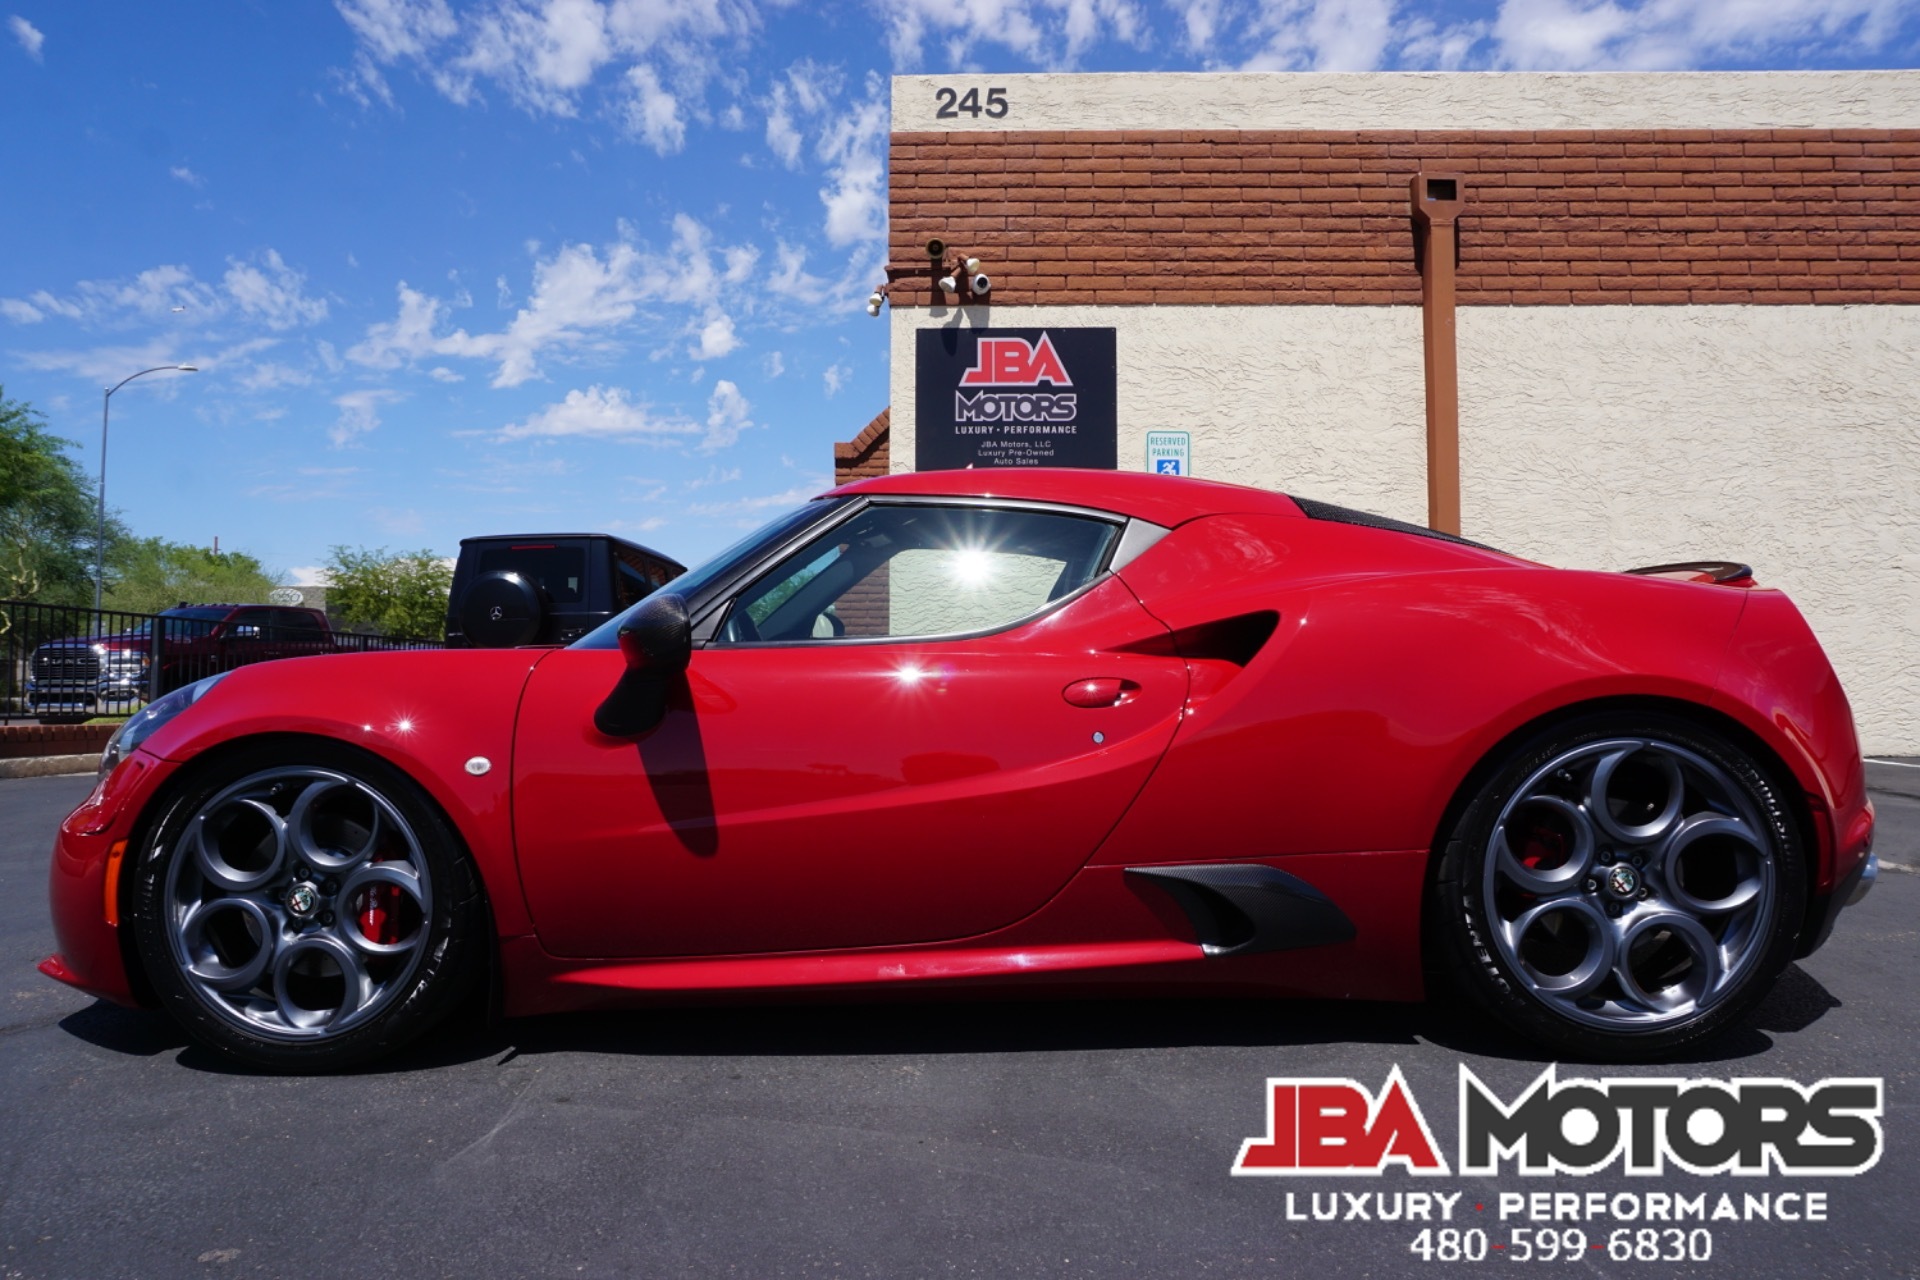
444, 533, 686, 648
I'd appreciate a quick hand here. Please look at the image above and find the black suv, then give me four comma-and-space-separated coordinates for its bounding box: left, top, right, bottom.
445, 533, 686, 648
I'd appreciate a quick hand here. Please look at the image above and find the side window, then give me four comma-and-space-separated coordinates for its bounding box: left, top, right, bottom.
717, 504, 1119, 644
610, 546, 665, 609
228, 608, 274, 640
275, 609, 325, 639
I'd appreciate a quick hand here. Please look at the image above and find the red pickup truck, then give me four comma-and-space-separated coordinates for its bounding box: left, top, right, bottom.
26, 603, 336, 723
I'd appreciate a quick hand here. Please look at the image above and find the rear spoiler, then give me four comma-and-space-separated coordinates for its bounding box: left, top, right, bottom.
1624, 560, 1756, 586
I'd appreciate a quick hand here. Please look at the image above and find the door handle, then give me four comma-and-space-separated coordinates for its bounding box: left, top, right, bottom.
1062, 677, 1139, 708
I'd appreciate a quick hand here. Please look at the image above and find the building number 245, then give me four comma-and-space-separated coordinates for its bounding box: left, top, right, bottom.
935, 87, 1009, 119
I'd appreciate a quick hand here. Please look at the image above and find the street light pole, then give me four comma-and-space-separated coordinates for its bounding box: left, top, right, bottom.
96, 364, 198, 610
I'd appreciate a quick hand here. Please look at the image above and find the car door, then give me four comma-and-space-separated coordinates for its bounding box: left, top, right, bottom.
512, 499, 1190, 959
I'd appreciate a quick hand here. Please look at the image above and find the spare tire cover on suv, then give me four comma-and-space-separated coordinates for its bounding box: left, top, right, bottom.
459, 571, 546, 647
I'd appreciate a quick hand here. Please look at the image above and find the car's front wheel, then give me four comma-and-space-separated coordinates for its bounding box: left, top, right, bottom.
128, 741, 485, 1071
1430, 711, 1806, 1061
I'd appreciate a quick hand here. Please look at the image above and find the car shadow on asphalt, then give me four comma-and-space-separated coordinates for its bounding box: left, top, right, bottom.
56, 962, 1843, 1076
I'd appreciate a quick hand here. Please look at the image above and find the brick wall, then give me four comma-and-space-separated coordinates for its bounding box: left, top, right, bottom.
834, 407, 892, 485
0, 722, 114, 758
831, 407, 892, 636
888, 129, 1920, 307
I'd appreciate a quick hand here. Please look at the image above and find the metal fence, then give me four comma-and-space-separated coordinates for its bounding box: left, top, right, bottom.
0, 600, 441, 724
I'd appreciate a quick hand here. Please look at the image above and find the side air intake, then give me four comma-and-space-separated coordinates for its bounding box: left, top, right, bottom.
1127, 864, 1357, 957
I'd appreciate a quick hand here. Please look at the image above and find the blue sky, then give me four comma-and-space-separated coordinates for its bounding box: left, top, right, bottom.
2, 1, 1913, 582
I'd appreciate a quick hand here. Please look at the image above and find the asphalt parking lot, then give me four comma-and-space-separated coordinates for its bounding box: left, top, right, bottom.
1, 765, 1915, 1280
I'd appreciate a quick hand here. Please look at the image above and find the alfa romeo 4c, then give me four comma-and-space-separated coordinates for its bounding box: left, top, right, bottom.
43, 470, 1876, 1070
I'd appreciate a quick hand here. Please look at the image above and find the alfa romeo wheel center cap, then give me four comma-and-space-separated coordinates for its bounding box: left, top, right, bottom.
286, 882, 320, 918
1604, 864, 1640, 899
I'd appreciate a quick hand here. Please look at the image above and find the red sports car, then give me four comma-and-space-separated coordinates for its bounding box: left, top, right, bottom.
43, 470, 1876, 1070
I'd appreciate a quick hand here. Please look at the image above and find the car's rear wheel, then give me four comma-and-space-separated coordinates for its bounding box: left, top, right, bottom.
128, 741, 484, 1072
1430, 711, 1805, 1061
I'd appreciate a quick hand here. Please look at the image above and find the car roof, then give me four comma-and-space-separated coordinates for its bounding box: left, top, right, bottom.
457, 533, 686, 568
826, 468, 1305, 527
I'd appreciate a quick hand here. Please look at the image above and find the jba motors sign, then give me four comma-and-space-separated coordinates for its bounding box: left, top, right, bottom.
1232, 1066, 1884, 1177
915, 328, 1117, 470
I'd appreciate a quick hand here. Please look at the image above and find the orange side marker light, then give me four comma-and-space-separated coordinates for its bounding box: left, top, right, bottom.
103, 840, 129, 927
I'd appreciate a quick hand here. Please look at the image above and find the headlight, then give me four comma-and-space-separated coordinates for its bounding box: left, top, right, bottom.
99, 673, 228, 780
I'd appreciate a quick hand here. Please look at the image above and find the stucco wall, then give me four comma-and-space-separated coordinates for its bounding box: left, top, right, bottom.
894, 71, 1920, 133
891, 303, 1919, 753
890, 303, 1428, 517
1459, 305, 1920, 756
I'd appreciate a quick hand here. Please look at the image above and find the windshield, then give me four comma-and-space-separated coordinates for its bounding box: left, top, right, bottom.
572, 498, 845, 649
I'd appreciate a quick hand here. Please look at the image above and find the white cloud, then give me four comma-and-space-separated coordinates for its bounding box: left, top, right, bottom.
1488, 0, 1907, 69
685, 463, 741, 489
1219, 0, 1910, 71
456, 0, 613, 115
765, 89, 803, 167
333, 0, 753, 135
722, 244, 758, 283
17, 341, 179, 383
331, 388, 402, 447
1243, 0, 1398, 71
223, 250, 329, 329
169, 165, 204, 188
816, 71, 889, 248
1175, 0, 1227, 52
428, 365, 463, 382
762, 59, 842, 169
237, 361, 314, 392
687, 482, 822, 517
8, 14, 43, 60
762, 350, 784, 379
18, 336, 271, 385
350, 215, 757, 386
702, 378, 752, 451
335, 0, 458, 63
497, 383, 699, 441
621, 62, 685, 152
4, 251, 325, 332
879, 0, 1144, 68
691, 312, 741, 359
822, 361, 849, 397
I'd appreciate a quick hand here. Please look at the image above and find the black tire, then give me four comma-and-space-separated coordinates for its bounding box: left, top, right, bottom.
1429, 710, 1806, 1062
128, 739, 485, 1072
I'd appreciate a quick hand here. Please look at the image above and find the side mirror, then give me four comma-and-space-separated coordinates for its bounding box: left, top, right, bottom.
595, 593, 691, 737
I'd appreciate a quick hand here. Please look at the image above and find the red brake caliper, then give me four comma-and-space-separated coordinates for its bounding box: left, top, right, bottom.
359, 884, 401, 946
1519, 820, 1566, 872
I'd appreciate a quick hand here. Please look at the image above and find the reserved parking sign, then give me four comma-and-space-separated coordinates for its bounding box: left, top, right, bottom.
1146, 430, 1190, 476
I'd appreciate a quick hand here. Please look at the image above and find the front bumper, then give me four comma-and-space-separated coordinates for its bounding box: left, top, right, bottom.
41, 748, 173, 1007
28, 680, 147, 716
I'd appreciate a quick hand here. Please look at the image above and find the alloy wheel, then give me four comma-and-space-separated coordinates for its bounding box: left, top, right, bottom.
162, 766, 433, 1040
1480, 737, 1777, 1032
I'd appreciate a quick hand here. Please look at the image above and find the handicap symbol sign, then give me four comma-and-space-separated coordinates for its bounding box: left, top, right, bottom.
1145, 430, 1191, 478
